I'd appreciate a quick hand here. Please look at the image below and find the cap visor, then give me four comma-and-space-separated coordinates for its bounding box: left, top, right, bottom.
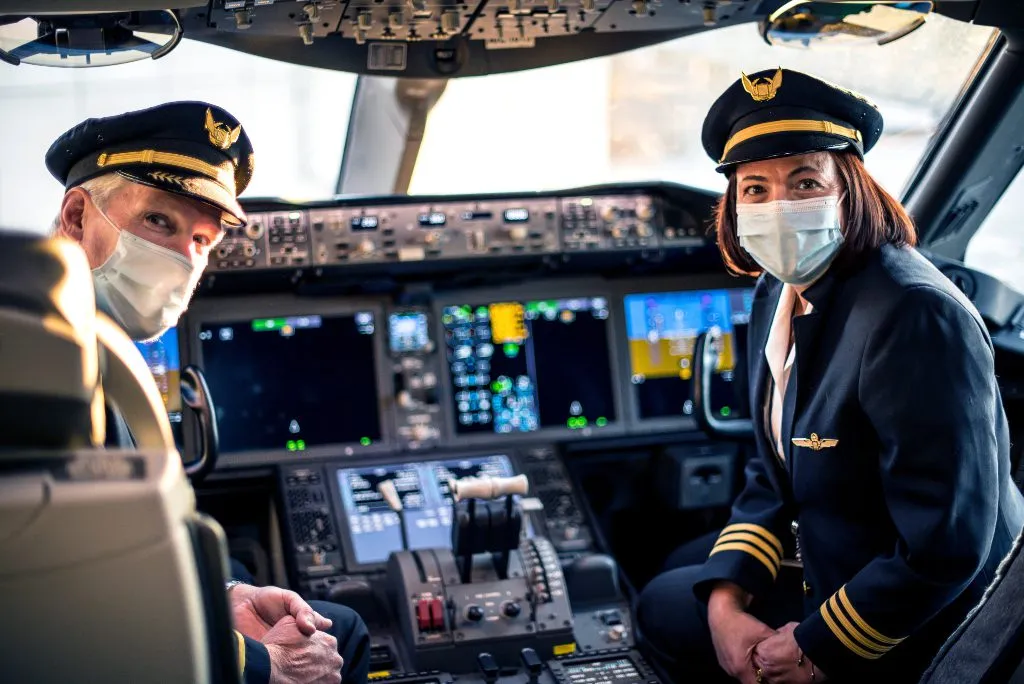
118, 168, 247, 226
716, 134, 858, 173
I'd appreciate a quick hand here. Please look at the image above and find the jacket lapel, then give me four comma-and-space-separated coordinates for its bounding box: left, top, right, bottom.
749, 281, 788, 495
782, 270, 841, 471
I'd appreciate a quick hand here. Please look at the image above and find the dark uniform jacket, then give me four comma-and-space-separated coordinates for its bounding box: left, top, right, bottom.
693, 244, 1024, 679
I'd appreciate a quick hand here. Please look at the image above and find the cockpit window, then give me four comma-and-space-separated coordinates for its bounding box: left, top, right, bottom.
0, 39, 357, 233
409, 14, 996, 200
965, 169, 1024, 294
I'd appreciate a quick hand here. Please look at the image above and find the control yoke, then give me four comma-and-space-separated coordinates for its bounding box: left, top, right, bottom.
692, 329, 754, 439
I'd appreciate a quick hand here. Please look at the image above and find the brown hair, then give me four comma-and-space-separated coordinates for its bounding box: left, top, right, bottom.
714, 150, 917, 276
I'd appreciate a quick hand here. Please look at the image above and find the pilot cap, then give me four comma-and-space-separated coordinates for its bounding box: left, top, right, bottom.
45, 101, 254, 226
702, 67, 883, 173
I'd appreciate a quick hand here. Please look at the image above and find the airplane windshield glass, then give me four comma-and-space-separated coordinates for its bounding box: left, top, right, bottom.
0, 39, 357, 233
410, 15, 996, 200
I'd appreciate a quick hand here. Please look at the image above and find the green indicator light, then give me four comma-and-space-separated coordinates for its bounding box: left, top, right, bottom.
360, 437, 371, 447
503, 343, 519, 357
596, 417, 608, 427
567, 417, 589, 430
286, 440, 296, 451
253, 318, 286, 331
476, 306, 488, 316
720, 406, 732, 417
296, 440, 306, 451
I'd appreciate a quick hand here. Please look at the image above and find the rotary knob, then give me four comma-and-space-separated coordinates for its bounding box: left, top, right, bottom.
502, 601, 522, 618
466, 604, 484, 622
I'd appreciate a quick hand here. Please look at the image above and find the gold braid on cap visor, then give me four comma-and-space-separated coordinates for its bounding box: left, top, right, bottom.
721, 119, 863, 162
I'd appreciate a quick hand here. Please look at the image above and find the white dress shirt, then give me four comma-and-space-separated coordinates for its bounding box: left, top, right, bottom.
764, 284, 813, 462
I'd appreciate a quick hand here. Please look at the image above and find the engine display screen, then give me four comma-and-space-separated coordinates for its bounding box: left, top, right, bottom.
337, 454, 516, 565
624, 289, 753, 421
134, 326, 183, 447
441, 297, 616, 435
198, 312, 382, 453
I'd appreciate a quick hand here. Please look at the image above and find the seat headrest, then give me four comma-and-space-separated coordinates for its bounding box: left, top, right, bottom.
0, 231, 105, 449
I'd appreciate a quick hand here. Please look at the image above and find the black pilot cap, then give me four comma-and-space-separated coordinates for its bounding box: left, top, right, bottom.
702, 68, 883, 174
45, 101, 254, 226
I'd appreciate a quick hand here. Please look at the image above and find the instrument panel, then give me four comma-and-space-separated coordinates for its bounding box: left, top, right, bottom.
133, 183, 753, 467
173, 275, 753, 467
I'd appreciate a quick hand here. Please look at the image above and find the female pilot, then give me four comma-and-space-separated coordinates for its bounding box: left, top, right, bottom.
635, 68, 1024, 684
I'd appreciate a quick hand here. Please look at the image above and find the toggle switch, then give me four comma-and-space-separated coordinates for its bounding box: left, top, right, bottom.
521, 647, 543, 684
477, 653, 500, 684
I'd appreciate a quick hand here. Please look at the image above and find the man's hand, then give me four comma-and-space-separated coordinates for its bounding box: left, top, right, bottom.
708, 584, 774, 684
262, 616, 344, 684
752, 623, 825, 683
230, 584, 332, 640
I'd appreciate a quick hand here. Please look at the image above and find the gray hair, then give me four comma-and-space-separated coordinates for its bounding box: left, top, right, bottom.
49, 173, 130, 236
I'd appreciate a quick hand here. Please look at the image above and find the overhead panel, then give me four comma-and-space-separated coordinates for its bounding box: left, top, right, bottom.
211, 0, 346, 42
336, 0, 476, 45
589, 0, 758, 33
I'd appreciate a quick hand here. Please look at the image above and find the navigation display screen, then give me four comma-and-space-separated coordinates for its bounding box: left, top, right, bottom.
134, 327, 184, 447
624, 289, 753, 421
441, 297, 616, 435
337, 454, 517, 565
198, 312, 382, 453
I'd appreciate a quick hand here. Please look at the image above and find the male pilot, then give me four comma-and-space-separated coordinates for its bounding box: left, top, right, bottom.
46, 101, 370, 684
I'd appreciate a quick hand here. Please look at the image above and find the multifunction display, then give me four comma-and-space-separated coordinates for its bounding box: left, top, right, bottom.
441, 297, 616, 435
198, 312, 382, 453
624, 288, 753, 420
134, 326, 184, 447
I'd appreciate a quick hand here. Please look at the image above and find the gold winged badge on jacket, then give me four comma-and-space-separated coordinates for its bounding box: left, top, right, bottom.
792, 433, 838, 451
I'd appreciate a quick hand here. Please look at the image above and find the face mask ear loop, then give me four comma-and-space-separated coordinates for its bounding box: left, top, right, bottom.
85, 189, 126, 241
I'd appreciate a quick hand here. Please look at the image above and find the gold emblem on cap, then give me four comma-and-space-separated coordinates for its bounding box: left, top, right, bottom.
791, 433, 838, 451
741, 67, 783, 102
204, 108, 242, 151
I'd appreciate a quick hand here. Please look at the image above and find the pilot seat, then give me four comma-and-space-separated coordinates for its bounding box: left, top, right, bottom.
0, 231, 238, 682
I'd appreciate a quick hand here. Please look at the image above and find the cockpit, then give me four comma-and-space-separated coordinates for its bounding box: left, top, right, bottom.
2, 1, 1024, 682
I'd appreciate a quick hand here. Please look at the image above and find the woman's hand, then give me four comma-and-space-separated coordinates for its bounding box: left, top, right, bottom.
752, 623, 827, 683
708, 584, 775, 684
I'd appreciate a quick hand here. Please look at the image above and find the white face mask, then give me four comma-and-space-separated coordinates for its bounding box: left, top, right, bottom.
736, 195, 844, 286
89, 202, 206, 341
